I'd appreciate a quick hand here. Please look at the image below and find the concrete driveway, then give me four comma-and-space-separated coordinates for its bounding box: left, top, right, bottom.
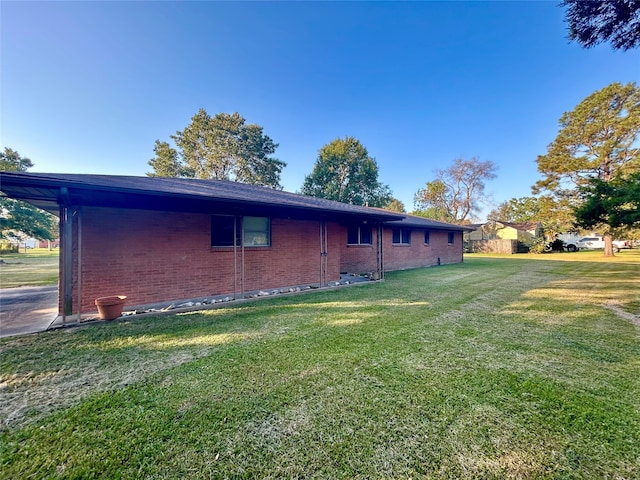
0, 285, 58, 338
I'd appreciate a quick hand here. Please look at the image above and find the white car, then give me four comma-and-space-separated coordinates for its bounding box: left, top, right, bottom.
566, 236, 630, 252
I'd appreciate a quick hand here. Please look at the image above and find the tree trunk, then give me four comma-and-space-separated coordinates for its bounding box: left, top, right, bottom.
603, 234, 615, 256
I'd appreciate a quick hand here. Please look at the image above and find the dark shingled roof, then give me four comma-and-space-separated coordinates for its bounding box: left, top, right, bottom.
377, 212, 474, 232
0, 172, 404, 222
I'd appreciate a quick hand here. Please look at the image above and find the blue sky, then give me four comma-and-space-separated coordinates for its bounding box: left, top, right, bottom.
1, 1, 637, 220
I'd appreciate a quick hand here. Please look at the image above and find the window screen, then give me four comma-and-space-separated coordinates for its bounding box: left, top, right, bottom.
243, 216, 270, 246
211, 216, 270, 247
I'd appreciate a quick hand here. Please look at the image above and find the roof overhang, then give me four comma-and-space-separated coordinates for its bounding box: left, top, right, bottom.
0, 172, 404, 223
384, 215, 477, 232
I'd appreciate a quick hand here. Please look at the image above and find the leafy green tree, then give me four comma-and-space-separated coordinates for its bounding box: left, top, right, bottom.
0, 200, 57, 241
575, 171, 640, 232
148, 109, 286, 188
301, 137, 392, 207
384, 198, 406, 213
0, 147, 57, 242
488, 197, 541, 223
414, 157, 497, 224
562, 0, 640, 51
1, 147, 33, 172
147, 140, 190, 178
488, 195, 576, 238
412, 180, 454, 222
534, 82, 640, 255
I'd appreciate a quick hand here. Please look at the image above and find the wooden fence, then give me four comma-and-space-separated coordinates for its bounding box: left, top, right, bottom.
467, 239, 518, 254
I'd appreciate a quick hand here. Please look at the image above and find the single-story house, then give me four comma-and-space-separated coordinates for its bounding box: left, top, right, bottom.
341, 214, 471, 274
465, 221, 542, 243
0, 172, 471, 323
464, 220, 543, 254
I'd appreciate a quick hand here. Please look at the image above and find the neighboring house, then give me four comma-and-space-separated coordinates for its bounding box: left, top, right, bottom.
465, 221, 543, 254
465, 221, 542, 243
38, 239, 60, 248
0, 173, 469, 323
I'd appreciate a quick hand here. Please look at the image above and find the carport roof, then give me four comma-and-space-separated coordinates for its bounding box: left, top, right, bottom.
0, 172, 405, 222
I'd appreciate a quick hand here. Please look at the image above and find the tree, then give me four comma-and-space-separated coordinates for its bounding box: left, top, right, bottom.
488, 197, 541, 223
413, 157, 497, 224
1, 147, 33, 172
300, 137, 393, 207
0, 148, 57, 242
487, 195, 577, 239
562, 0, 640, 51
384, 198, 406, 213
147, 109, 286, 189
147, 140, 190, 178
534, 82, 640, 255
575, 171, 640, 232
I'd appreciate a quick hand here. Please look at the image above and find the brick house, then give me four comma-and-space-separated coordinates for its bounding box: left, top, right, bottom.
341, 214, 470, 274
0, 172, 469, 323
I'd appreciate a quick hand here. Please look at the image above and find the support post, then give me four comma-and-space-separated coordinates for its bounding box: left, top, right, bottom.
240, 216, 245, 299
319, 220, 327, 287
59, 188, 73, 322
377, 223, 384, 281
76, 208, 82, 321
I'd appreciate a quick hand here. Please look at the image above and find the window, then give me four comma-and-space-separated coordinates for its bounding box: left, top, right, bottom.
448, 232, 455, 244
424, 231, 430, 245
243, 216, 270, 246
392, 228, 411, 245
347, 226, 372, 245
211, 215, 270, 247
211, 215, 238, 247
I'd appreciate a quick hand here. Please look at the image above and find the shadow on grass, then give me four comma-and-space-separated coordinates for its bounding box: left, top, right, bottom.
1, 255, 638, 432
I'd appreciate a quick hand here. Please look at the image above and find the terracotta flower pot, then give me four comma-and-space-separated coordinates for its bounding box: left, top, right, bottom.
95, 295, 127, 320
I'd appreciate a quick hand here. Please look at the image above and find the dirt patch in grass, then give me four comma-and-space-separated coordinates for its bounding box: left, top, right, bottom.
604, 302, 640, 326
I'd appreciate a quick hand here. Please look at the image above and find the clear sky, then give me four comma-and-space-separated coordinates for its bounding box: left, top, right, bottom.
1, 1, 637, 220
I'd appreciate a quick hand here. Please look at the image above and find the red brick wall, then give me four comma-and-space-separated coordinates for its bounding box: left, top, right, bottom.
70, 207, 341, 314
339, 226, 464, 274
339, 225, 380, 274
383, 229, 463, 271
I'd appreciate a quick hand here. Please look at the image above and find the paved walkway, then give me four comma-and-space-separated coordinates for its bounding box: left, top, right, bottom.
0, 285, 58, 338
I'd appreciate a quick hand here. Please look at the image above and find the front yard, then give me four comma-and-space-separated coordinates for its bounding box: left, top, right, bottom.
0, 248, 59, 288
1, 252, 639, 478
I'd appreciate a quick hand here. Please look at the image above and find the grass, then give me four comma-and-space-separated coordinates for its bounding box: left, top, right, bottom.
1, 251, 639, 478
0, 248, 59, 288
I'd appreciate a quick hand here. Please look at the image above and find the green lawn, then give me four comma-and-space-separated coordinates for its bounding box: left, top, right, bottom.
1, 252, 639, 478
0, 248, 59, 288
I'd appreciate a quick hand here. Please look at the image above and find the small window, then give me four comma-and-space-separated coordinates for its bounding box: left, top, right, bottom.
393, 228, 411, 245
211, 215, 270, 247
347, 226, 372, 245
448, 232, 455, 244
424, 231, 430, 245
